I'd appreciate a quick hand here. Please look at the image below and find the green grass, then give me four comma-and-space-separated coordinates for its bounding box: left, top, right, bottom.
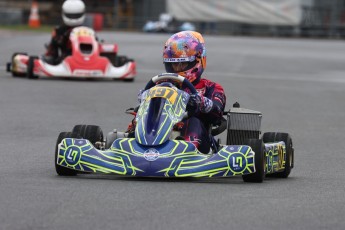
0, 24, 53, 32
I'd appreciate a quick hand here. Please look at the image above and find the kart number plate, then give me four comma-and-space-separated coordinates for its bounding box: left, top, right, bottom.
147, 87, 178, 104
73, 70, 103, 76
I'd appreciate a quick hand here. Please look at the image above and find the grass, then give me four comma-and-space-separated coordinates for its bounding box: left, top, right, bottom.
0, 24, 53, 32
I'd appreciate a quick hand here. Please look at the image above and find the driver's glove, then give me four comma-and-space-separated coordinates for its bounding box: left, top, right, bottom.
188, 94, 213, 114
137, 89, 145, 103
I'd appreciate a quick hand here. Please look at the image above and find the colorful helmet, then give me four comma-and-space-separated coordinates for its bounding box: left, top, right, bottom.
163, 31, 206, 84
62, 0, 86, 27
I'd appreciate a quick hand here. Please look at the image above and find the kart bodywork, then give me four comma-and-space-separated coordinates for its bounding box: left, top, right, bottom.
57, 138, 256, 177
55, 73, 294, 182
7, 26, 136, 81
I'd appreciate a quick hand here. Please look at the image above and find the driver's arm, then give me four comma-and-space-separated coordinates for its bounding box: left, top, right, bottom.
45, 27, 59, 58
205, 83, 226, 123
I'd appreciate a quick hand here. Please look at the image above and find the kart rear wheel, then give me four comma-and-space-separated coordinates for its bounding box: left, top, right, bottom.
72, 125, 104, 148
27, 56, 39, 79
262, 132, 276, 143
55, 132, 80, 176
263, 132, 293, 178
242, 139, 265, 183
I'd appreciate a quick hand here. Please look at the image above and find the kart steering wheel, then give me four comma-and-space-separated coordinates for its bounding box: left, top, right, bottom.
144, 73, 198, 95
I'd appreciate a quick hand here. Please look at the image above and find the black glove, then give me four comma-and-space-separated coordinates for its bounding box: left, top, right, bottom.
187, 94, 201, 114
187, 94, 213, 114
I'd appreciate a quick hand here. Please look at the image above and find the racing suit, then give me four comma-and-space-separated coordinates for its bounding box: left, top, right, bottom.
45, 25, 74, 65
182, 78, 226, 153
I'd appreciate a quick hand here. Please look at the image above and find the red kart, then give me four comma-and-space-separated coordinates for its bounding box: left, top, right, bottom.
7, 26, 136, 81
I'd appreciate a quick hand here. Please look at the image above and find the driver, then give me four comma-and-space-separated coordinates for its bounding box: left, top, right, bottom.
44, 0, 86, 65
163, 31, 226, 153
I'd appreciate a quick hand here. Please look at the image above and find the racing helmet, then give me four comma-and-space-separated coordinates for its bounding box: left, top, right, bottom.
163, 31, 206, 84
62, 0, 86, 27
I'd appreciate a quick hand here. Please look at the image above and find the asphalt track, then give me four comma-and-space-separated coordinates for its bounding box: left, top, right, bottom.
1, 30, 345, 230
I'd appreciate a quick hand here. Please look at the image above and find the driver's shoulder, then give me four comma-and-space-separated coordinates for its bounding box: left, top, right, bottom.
206, 78, 224, 88
55, 25, 73, 35
197, 78, 219, 88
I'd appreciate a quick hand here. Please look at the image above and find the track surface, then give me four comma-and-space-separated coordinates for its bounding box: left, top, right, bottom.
1, 30, 345, 230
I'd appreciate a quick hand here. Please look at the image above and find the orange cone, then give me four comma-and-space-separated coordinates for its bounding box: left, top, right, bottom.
28, 1, 41, 28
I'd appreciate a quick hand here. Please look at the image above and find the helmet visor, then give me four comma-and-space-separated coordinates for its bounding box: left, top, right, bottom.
164, 57, 197, 73
64, 13, 84, 19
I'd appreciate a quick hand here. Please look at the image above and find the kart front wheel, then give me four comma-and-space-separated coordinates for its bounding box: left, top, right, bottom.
263, 132, 294, 178
55, 132, 80, 176
115, 55, 132, 67
123, 78, 134, 82
72, 125, 104, 148
242, 139, 265, 183
27, 56, 38, 79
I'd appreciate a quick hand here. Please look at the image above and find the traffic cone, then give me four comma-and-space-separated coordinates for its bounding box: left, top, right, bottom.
28, 1, 41, 28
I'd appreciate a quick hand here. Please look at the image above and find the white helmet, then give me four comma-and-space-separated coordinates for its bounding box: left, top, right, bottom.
62, 0, 85, 27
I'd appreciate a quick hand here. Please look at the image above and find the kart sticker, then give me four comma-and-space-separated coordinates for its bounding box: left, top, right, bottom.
143, 148, 160, 161
73, 69, 103, 76
64, 146, 82, 166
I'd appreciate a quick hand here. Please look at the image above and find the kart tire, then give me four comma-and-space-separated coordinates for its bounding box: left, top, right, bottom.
123, 78, 134, 82
72, 125, 104, 148
55, 132, 80, 176
262, 132, 276, 143
102, 53, 117, 66
27, 56, 39, 79
263, 132, 293, 178
10, 52, 27, 77
242, 139, 265, 183
115, 55, 129, 67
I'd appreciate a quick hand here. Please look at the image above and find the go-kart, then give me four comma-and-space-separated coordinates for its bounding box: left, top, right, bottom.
6, 26, 136, 81
55, 73, 294, 182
